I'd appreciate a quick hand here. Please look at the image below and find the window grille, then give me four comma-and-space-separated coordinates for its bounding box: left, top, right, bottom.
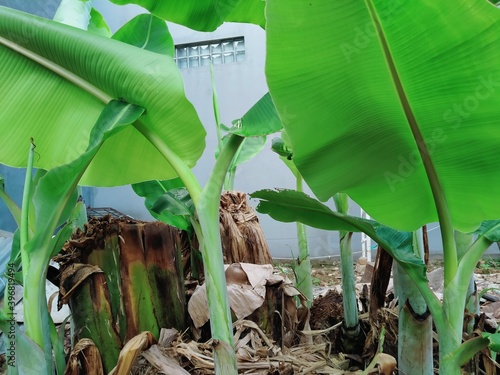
175, 37, 245, 69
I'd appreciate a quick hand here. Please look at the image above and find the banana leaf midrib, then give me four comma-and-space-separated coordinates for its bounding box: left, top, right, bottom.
0, 36, 111, 104
366, 1, 443, 203
366, 0, 457, 274
137, 16, 154, 50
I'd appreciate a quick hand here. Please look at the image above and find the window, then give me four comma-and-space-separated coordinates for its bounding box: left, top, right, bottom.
175, 37, 245, 69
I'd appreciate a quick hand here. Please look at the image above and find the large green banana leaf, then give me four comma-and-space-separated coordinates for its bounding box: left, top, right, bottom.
251, 189, 426, 281
109, 0, 265, 31
265, 0, 500, 232
0, 6, 205, 186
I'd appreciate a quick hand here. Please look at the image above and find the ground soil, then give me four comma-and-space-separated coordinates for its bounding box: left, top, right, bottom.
275, 256, 500, 293
274, 256, 500, 373
2, 256, 500, 374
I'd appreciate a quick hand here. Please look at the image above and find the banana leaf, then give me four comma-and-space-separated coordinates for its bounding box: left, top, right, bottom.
265, 0, 500, 232
88, 8, 112, 37
108, 0, 265, 31
53, 0, 92, 28
112, 13, 174, 56
251, 189, 425, 281
131, 178, 194, 231
228, 93, 282, 138
0, 6, 205, 187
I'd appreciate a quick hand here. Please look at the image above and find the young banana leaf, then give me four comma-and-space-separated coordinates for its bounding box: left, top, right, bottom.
112, 13, 174, 56
270, 134, 313, 307
88, 8, 112, 37
251, 189, 426, 283
216, 92, 281, 190
132, 178, 194, 231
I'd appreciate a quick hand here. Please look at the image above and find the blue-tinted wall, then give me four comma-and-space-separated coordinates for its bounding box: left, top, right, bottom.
0, 166, 24, 232
0, 165, 94, 232
0, 0, 60, 18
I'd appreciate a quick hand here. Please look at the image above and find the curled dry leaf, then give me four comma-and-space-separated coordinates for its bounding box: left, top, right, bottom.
377, 353, 397, 375
141, 345, 190, 375
108, 331, 156, 375
227, 283, 267, 320
188, 263, 282, 328
226, 262, 251, 285
481, 301, 500, 319
64, 338, 103, 375
239, 263, 273, 291
58, 263, 103, 308
188, 285, 210, 329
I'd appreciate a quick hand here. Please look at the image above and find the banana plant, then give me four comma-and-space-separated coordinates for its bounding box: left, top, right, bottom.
0, 2, 279, 372
271, 134, 313, 307
210, 68, 274, 191
263, 1, 500, 373
252, 189, 500, 372
0, 5, 242, 373
393, 228, 433, 374
0, 100, 144, 374
332, 193, 361, 352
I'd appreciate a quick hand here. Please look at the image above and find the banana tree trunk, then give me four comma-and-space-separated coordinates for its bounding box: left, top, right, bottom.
454, 230, 478, 373
394, 265, 433, 375
333, 193, 360, 352
291, 176, 313, 308
57, 217, 187, 372
339, 231, 361, 352
394, 229, 433, 375
294, 220, 313, 308
59, 266, 121, 373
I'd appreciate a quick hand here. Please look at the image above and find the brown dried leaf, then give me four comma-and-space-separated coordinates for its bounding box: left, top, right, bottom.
482, 301, 500, 319
377, 353, 397, 375
108, 331, 156, 375
141, 345, 189, 374
228, 284, 265, 320
158, 328, 180, 347
226, 263, 251, 285
188, 285, 210, 328
189, 263, 281, 327
64, 339, 103, 375
239, 263, 273, 292
58, 263, 103, 307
